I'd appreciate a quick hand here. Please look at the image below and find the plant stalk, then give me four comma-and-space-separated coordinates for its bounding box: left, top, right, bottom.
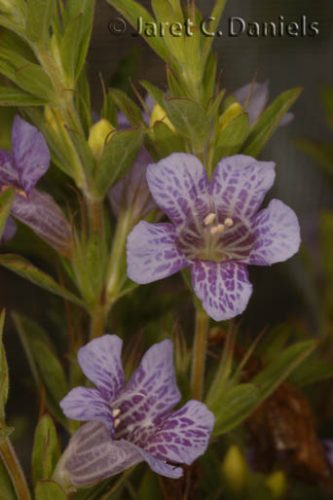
191, 306, 209, 400
0, 438, 31, 500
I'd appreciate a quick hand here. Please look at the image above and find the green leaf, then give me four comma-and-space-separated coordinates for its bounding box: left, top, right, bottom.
243, 87, 302, 157
60, 0, 96, 82
108, 88, 143, 127
215, 113, 250, 159
105, 0, 169, 62
212, 384, 259, 436
148, 121, 185, 158
252, 340, 316, 401
94, 127, 144, 197
26, 0, 54, 44
0, 48, 54, 101
203, 0, 228, 59
162, 97, 210, 151
151, 0, 185, 65
32, 415, 60, 484
0, 86, 47, 106
289, 357, 333, 387
0, 188, 14, 240
35, 481, 67, 500
12, 313, 68, 424
0, 254, 84, 307
0, 456, 16, 500
0, 310, 8, 421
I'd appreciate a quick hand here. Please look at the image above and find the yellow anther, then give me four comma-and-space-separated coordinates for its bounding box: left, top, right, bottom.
210, 224, 225, 235
112, 408, 121, 418
114, 418, 121, 428
204, 213, 217, 226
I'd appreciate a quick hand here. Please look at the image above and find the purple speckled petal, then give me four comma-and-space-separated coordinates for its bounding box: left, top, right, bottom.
12, 189, 72, 256
109, 148, 156, 220
191, 261, 253, 321
60, 387, 113, 432
12, 116, 50, 193
55, 422, 142, 487
0, 151, 18, 188
233, 81, 269, 125
145, 400, 214, 466
2, 217, 16, 242
127, 221, 188, 284
146, 153, 209, 226
135, 447, 183, 479
248, 199, 301, 265
210, 155, 275, 220
77, 335, 125, 401
123, 339, 181, 423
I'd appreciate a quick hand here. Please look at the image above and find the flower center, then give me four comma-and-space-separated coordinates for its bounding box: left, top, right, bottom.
177, 211, 253, 262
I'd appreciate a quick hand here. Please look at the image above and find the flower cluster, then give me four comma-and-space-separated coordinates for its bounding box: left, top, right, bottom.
127, 153, 300, 321
58, 335, 214, 487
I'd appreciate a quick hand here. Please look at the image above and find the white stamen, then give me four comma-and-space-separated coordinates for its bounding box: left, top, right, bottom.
210, 224, 225, 235
204, 212, 217, 226
112, 408, 121, 418
114, 418, 121, 428
224, 217, 234, 228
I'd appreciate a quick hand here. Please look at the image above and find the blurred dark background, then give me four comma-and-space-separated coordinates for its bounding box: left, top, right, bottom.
2, 0, 333, 472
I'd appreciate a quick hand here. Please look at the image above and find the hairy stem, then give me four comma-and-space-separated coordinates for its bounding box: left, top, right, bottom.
191, 306, 209, 400
0, 438, 31, 500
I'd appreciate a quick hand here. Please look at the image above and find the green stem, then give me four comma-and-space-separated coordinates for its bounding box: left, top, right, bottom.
191, 306, 209, 400
0, 438, 31, 500
89, 302, 109, 340
106, 210, 134, 305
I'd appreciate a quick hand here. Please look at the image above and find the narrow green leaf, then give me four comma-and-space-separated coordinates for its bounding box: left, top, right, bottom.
203, 0, 228, 60
0, 86, 47, 106
162, 97, 210, 151
35, 481, 66, 500
212, 384, 259, 436
0, 254, 84, 307
12, 314, 68, 424
108, 88, 143, 127
243, 87, 302, 157
151, 0, 185, 64
0, 188, 14, 240
105, 0, 169, 62
215, 113, 250, 159
289, 358, 333, 387
94, 128, 144, 197
26, 0, 54, 44
32, 415, 60, 484
0, 457, 16, 500
252, 340, 316, 401
0, 48, 54, 101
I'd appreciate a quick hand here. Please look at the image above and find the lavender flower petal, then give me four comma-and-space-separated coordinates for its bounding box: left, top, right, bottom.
125, 339, 181, 422
146, 153, 209, 226
191, 261, 253, 321
12, 116, 50, 193
127, 221, 188, 284
2, 217, 16, 242
233, 81, 269, 125
146, 400, 214, 466
77, 335, 125, 401
56, 422, 142, 487
134, 447, 183, 479
12, 189, 72, 256
0, 151, 18, 188
248, 199, 301, 265
60, 388, 113, 431
210, 155, 275, 219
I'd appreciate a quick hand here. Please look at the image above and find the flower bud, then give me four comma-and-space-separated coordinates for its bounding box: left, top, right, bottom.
88, 119, 114, 161
266, 471, 287, 498
222, 445, 247, 493
150, 104, 175, 132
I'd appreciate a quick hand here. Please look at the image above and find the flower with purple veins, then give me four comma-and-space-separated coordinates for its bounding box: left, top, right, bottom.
0, 116, 72, 255
58, 335, 214, 487
233, 81, 294, 126
127, 153, 301, 321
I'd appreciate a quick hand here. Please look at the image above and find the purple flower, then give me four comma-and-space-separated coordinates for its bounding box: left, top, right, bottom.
233, 81, 294, 126
58, 335, 214, 486
108, 148, 156, 221
0, 116, 72, 255
127, 154, 301, 321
